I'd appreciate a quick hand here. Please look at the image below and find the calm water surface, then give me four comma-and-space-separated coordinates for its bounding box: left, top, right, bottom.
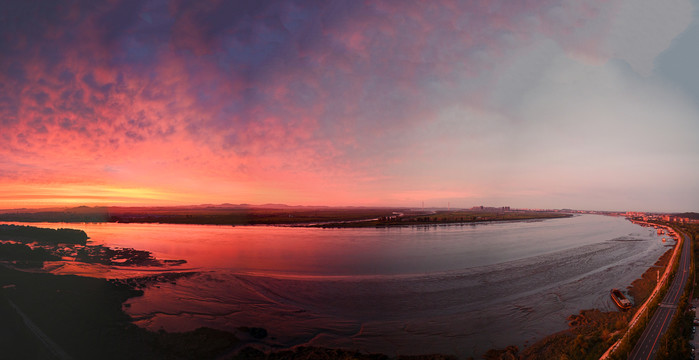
11, 215, 672, 358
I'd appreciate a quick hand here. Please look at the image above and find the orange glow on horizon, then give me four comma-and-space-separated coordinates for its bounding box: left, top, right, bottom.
1, 1, 697, 212
0, 184, 185, 208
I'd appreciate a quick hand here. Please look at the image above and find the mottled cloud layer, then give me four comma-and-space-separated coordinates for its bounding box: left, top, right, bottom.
1, 0, 697, 210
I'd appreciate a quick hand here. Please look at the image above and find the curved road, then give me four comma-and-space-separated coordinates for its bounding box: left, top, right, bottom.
628, 232, 691, 360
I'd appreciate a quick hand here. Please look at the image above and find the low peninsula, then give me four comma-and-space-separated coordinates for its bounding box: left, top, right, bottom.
0, 205, 571, 227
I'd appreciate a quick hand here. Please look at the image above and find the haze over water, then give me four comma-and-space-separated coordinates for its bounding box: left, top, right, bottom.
15, 214, 671, 358
2, 2, 697, 358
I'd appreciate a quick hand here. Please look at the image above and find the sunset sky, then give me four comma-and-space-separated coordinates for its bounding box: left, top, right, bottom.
1, 0, 698, 211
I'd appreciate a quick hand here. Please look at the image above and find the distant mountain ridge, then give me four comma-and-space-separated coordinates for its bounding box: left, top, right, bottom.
676, 212, 699, 220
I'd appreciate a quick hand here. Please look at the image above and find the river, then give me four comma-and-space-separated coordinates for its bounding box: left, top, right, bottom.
6, 214, 673, 358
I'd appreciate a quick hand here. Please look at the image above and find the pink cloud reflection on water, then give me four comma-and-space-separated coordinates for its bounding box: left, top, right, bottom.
30, 216, 668, 358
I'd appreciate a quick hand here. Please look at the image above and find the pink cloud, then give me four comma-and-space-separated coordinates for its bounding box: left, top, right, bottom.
1, 0, 694, 209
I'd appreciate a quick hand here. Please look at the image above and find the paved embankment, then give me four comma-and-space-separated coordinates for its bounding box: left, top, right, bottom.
599, 224, 688, 360
627, 231, 691, 360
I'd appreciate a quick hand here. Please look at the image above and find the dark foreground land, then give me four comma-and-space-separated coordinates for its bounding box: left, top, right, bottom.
0, 224, 459, 359
0, 253, 671, 360
0, 266, 462, 359
0, 224, 88, 245
0, 265, 243, 359
1, 220, 681, 359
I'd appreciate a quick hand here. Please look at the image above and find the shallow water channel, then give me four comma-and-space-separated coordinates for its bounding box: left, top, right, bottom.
11, 214, 672, 358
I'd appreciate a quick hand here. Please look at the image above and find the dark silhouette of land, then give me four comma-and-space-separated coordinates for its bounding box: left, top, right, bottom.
1, 218, 695, 359
0, 223, 463, 359
315, 209, 571, 227
0, 204, 571, 227
0, 265, 239, 359
0, 224, 186, 268
0, 224, 88, 245
0, 205, 395, 224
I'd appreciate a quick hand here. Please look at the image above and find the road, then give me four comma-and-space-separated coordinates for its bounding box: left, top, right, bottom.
628, 232, 691, 360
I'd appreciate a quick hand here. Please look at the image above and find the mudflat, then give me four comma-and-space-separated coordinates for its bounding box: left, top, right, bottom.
0, 265, 239, 359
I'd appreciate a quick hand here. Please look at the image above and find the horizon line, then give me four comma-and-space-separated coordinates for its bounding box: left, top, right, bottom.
0, 203, 694, 215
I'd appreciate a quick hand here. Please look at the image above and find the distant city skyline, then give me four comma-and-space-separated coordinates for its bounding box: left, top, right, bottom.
1, 1, 698, 212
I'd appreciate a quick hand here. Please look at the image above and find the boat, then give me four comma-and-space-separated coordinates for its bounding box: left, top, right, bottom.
611, 289, 632, 310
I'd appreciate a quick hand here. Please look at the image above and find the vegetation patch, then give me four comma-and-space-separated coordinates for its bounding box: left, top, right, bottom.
627, 248, 673, 306
0, 224, 88, 245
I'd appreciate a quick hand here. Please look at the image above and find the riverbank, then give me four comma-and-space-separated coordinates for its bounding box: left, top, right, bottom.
484, 241, 674, 359
0, 264, 241, 359
1, 217, 668, 359
311, 211, 572, 228
0, 264, 466, 360
229, 243, 672, 360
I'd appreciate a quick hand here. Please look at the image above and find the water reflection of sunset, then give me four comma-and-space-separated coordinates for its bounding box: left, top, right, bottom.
14, 215, 666, 278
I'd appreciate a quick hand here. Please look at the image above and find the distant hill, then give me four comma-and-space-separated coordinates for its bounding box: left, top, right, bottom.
676, 212, 699, 220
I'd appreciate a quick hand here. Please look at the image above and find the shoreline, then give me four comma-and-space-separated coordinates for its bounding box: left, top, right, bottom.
0, 263, 463, 360
308, 212, 573, 228
485, 222, 679, 359
0, 209, 573, 228
0, 263, 241, 359
1, 217, 670, 359
514, 247, 673, 359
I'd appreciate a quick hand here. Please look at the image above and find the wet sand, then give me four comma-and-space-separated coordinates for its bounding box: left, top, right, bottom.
0, 216, 673, 359
0, 264, 241, 359
515, 246, 674, 359
125, 230, 672, 358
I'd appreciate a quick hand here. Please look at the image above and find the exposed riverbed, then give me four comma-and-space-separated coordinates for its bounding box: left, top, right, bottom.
4, 215, 672, 358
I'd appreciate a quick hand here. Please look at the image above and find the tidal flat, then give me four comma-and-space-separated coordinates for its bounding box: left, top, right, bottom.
0, 214, 672, 359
